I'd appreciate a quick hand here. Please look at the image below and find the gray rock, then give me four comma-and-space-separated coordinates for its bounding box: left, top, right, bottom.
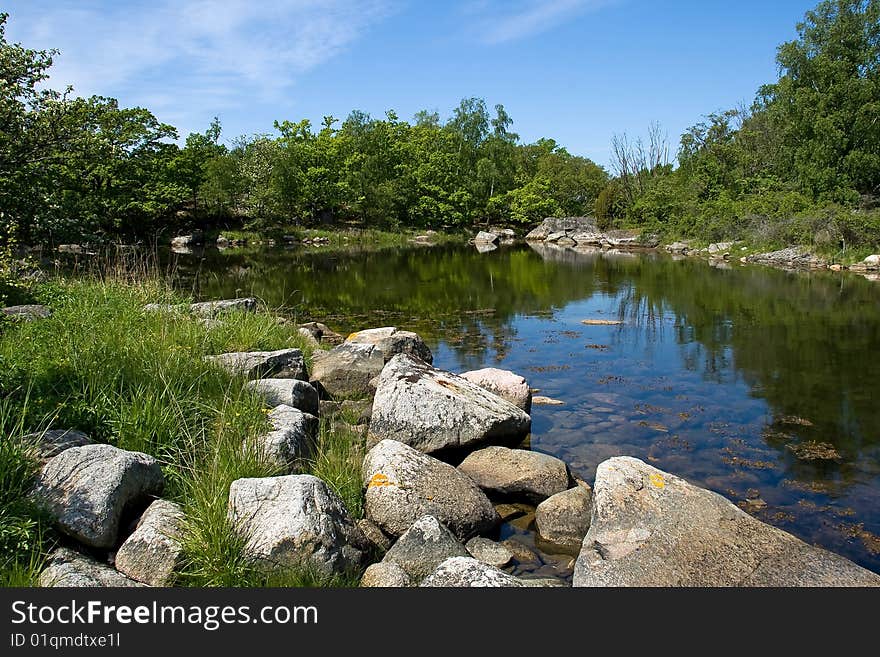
368, 354, 530, 454
190, 298, 257, 317
227, 474, 368, 574
665, 241, 690, 254
466, 537, 513, 567
39, 548, 146, 587
525, 217, 598, 242
458, 447, 570, 503
1, 304, 52, 321
360, 561, 412, 587
573, 457, 880, 587
205, 349, 306, 380
459, 367, 531, 412
421, 556, 525, 587
474, 231, 500, 245
23, 429, 91, 461
115, 500, 185, 586
31, 444, 164, 549
345, 327, 433, 364
363, 439, 498, 540
535, 484, 593, 549
357, 518, 393, 553
309, 342, 385, 399
246, 379, 318, 415
171, 233, 203, 247
247, 405, 318, 473
743, 247, 827, 270
298, 321, 344, 345
382, 515, 469, 581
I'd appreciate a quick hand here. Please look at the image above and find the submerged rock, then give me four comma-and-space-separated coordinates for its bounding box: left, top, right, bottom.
458, 446, 570, 503
573, 457, 880, 586
310, 342, 385, 399
362, 439, 498, 540
227, 474, 368, 574
466, 537, 513, 567
39, 548, 146, 587
115, 499, 185, 586
421, 556, 525, 587
382, 515, 469, 581
368, 354, 531, 454
31, 444, 164, 549
459, 367, 532, 413
205, 348, 306, 380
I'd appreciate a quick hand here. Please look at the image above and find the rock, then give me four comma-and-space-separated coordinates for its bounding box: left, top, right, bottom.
466, 537, 513, 567
460, 367, 532, 413
421, 556, 525, 587
357, 518, 393, 553
533, 396, 564, 406
189, 298, 257, 317
743, 247, 827, 270
227, 474, 368, 574
368, 354, 530, 454
39, 548, 146, 587
573, 457, 880, 586
475, 242, 498, 254
665, 241, 690, 255
246, 379, 319, 415
23, 429, 91, 461
535, 484, 593, 549
298, 321, 344, 345
382, 515, 469, 581
707, 241, 735, 255
474, 231, 500, 245
345, 327, 433, 364
501, 539, 540, 565
341, 399, 372, 424
458, 447, 570, 503
360, 561, 413, 587
247, 405, 318, 472
115, 499, 185, 586
171, 233, 203, 247
296, 328, 321, 349
205, 348, 306, 380
57, 244, 93, 255
525, 217, 598, 242
31, 444, 164, 549
309, 342, 385, 399
363, 439, 498, 540
1, 304, 52, 321
864, 254, 880, 269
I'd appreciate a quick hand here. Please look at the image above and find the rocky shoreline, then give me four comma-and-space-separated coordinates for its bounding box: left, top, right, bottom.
24, 299, 880, 587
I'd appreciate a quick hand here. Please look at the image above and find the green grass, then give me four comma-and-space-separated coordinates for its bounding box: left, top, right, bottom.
0, 272, 367, 587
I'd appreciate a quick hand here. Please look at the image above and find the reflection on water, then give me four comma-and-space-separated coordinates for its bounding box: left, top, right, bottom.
169, 242, 880, 573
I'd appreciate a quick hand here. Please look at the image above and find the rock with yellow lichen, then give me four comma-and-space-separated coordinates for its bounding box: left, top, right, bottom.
573, 457, 880, 587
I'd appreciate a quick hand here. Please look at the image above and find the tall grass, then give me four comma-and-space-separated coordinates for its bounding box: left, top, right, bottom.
0, 267, 366, 587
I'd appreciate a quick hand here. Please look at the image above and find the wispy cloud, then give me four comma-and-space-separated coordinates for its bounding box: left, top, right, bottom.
465, 0, 614, 44
4, 0, 394, 133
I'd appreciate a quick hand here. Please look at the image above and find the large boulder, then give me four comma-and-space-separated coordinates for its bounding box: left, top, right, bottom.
573, 457, 880, 587
382, 515, 469, 581
205, 349, 306, 380
227, 475, 368, 574
458, 447, 570, 503
190, 298, 257, 317
246, 405, 318, 473
23, 429, 91, 461
39, 548, 146, 587
115, 500, 185, 586
31, 444, 164, 549
535, 484, 592, 549
420, 556, 525, 587
474, 231, 500, 245
368, 354, 531, 454
246, 379, 319, 415
525, 217, 598, 242
1, 304, 52, 321
459, 367, 531, 413
309, 342, 385, 399
345, 327, 433, 364
363, 439, 498, 540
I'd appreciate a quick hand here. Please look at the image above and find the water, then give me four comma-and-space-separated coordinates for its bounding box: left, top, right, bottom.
170, 241, 880, 574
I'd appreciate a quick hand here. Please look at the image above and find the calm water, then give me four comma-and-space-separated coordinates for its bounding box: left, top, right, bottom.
170, 242, 880, 574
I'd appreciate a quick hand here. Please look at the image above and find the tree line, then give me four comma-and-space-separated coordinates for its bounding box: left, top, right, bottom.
1, 0, 878, 250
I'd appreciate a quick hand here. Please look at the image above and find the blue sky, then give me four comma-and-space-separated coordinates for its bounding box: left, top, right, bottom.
5, 0, 818, 168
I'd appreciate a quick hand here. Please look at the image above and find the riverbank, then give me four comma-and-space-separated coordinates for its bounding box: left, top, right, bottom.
3, 268, 879, 587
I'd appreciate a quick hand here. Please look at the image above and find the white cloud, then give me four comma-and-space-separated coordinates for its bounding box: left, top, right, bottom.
467, 0, 614, 44
4, 0, 393, 133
